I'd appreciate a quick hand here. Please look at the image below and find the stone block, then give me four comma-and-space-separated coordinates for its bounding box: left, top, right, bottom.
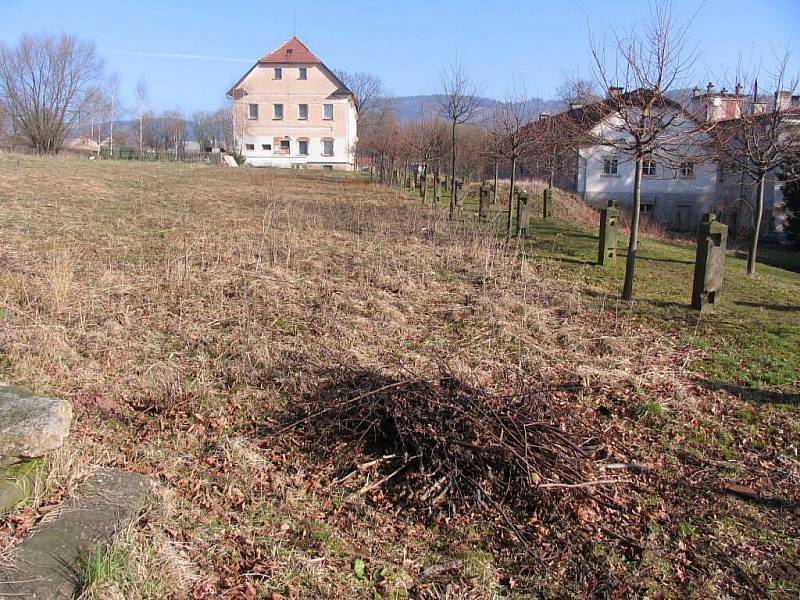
692, 212, 728, 311
543, 188, 554, 219
479, 183, 490, 223
597, 200, 620, 266
515, 190, 530, 236
0, 386, 72, 467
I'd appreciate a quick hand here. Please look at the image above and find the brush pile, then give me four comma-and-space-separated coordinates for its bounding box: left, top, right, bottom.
285, 366, 634, 542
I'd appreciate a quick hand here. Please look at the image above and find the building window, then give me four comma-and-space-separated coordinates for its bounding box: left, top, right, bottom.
322, 139, 334, 156
323, 165, 333, 170
248, 104, 258, 119
298, 140, 309, 155
261, 143, 271, 151
273, 104, 283, 120
680, 161, 694, 178
640, 203, 655, 214
279, 139, 290, 153
603, 157, 618, 175
298, 67, 307, 80
245, 143, 254, 151
643, 160, 657, 176
298, 104, 308, 120
274, 67, 282, 80
323, 104, 334, 120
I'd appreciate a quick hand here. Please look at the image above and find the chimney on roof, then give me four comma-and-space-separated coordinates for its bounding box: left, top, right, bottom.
692, 86, 701, 98
607, 86, 624, 100
775, 90, 793, 111
735, 82, 743, 96
706, 82, 715, 96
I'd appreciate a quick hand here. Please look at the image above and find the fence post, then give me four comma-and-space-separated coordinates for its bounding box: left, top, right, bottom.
515, 190, 530, 237
597, 200, 620, 266
691, 212, 728, 311
479, 183, 490, 223
542, 188, 554, 219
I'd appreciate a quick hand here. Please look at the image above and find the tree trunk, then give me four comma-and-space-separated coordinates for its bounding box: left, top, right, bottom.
747, 173, 766, 276
493, 162, 498, 204
622, 156, 643, 300
506, 157, 517, 237
449, 120, 457, 220
549, 166, 554, 189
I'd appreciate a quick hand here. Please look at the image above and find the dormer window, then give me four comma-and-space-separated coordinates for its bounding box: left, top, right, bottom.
298, 67, 307, 80
273, 67, 282, 80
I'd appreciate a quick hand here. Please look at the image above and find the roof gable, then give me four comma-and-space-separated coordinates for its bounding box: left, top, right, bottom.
227, 37, 353, 101
259, 37, 320, 64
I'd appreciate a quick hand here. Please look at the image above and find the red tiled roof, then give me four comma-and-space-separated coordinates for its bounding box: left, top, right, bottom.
259, 37, 320, 64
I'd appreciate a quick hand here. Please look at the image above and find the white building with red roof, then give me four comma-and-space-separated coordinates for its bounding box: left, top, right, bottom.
227, 37, 357, 170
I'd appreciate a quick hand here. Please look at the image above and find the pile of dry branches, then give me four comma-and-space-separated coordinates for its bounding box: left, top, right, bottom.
284, 366, 629, 542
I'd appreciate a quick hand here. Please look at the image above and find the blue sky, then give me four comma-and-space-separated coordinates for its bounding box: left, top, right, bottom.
1, 0, 798, 116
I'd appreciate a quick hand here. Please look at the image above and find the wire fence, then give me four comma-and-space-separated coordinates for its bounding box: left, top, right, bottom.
97, 147, 223, 165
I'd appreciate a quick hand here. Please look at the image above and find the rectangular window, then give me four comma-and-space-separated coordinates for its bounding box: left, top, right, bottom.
261, 143, 271, 151
298, 104, 308, 120
248, 104, 258, 119
273, 104, 283, 120
322, 139, 334, 156
643, 160, 657, 176
298, 140, 309, 155
603, 158, 618, 175
274, 67, 282, 80
280, 139, 290, 152
245, 143, 254, 151
298, 67, 307, 80
323, 104, 334, 120
640, 203, 655, 214
323, 165, 333, 170
680, 161, 694, 177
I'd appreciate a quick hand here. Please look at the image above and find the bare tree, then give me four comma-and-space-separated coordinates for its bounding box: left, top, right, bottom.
439, 61, 482, 218
525, 109, 576, 189
588, 3, 699, 300
336, 70, 388, 165
402, 108, 448, 199
107, 74, 120, 156
0, 33, 105, 154
136, 80, 147, 158
557, 76, 600, 106
336, 70, 384, 122
164, 109, 186, 159
709, 54, 800, 275
489, 86, 537, 237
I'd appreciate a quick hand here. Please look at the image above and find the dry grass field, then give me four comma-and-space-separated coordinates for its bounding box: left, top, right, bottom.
0, 155, 797, 599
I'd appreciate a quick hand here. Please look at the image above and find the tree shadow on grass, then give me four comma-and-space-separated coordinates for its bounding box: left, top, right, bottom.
580, 288, 694, 313
734, 301, 800, 313
698, 378, 799, 407
529, 254, 594, 267
636, 255, 694, 266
